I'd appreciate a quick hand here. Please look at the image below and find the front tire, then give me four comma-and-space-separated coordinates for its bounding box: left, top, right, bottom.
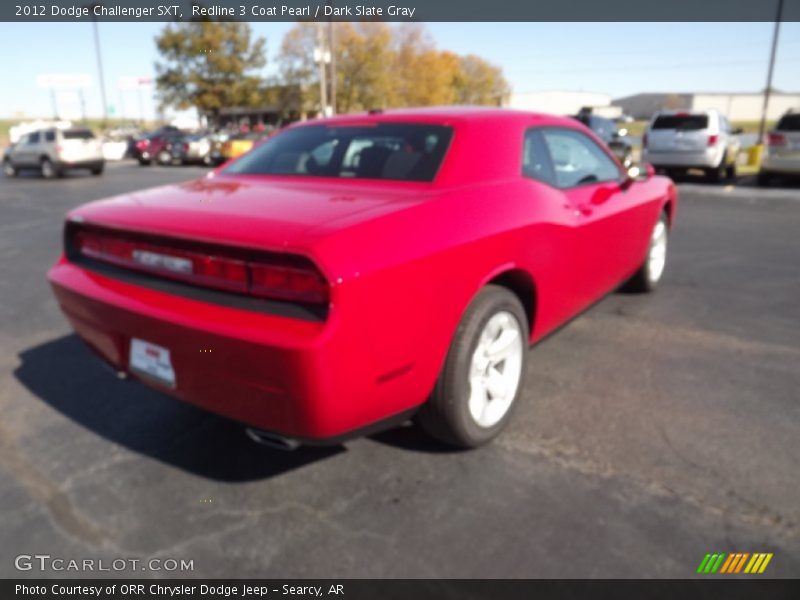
417, 285, 528, 448
624, 212, 669, 293
3, 159, 15, 177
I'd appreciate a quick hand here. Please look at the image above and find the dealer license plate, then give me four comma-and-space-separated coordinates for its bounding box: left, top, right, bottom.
129, 338, 176, 388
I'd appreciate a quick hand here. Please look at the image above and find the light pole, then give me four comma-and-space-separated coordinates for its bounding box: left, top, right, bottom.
328, 6, 336, 115
758, 0, 784, 143
84, 2, 109, 127
314, 24, 331, 117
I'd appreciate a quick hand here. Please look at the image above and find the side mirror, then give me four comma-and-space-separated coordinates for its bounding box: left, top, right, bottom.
621, 163, 654, 189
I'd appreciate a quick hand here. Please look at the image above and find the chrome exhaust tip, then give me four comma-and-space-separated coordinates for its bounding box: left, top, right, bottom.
245, 428, 301, 451
100, 361, 128, 380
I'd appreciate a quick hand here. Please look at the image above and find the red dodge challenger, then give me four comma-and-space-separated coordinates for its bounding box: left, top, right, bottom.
48, 108, 677, 448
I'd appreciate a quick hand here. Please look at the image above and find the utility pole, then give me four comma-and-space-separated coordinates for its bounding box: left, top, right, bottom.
328, 12, 336, 115
758, 0, 784, 142
85, 2, 109, 127
315, 24, 330, 117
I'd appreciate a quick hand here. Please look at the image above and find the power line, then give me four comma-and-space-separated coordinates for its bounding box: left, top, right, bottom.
511, 57, 800, 75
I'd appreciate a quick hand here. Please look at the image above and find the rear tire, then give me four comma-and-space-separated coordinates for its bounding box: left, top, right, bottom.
91, 164, 104, 176
138, 158, 152, 166
726, 162, 737, 181
40, 157, 59, 179
707, 155, 728, 183
156, 150, 172, 165
416, 285, 529, 448
757, 171, 772, 187
3, 159, 15, 177
624, 212, 669, 293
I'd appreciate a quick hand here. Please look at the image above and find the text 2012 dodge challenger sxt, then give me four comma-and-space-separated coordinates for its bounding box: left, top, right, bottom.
48, 108, 677, 448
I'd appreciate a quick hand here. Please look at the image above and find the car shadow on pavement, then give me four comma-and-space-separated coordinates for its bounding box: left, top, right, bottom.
14, 334, 343, 482
368, 423, 463, 454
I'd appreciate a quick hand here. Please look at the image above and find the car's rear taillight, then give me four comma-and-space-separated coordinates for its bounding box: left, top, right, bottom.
707, 134, 718, 146
136, 139, 150, 150
182, 143, 189, 152
71, 228, 328, 305
767, 132, 786, 146
250, 263, 329, 304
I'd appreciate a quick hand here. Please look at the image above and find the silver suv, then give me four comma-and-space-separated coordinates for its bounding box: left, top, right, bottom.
3, 127, 105, 179
759, 112, 800, 185
643, 109, 741, 182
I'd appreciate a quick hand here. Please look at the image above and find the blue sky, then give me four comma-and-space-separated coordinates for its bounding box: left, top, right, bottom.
0, 21, 798, 119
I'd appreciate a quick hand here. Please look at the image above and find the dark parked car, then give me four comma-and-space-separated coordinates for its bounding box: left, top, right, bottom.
572, 113, 634, 168
133, 130, 185, 166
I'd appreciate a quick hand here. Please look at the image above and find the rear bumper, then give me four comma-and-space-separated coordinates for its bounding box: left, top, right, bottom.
643, 149, 720, 169
761, 155, 800, 175
55, 158, 104, 170
47, 258, 420, 441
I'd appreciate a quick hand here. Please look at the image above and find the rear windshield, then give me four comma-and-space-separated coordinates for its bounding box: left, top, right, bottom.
63, 129, 95, 140
776, 114, 800, 131
651, 115, 708, 131
223, 123, 454, 182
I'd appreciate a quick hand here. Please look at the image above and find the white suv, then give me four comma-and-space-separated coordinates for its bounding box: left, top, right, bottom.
3, 127, 105, 179
642, 109, 741, 182
759, 112, 800, 185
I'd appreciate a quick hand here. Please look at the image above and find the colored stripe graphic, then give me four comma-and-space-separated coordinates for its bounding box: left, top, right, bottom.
696, 554, 712, 573
719, 553, 736, 573
702, 552, 774, 574
734, 553, 749, 573
710, 553, 725, 573
721, 553, 738, 573
758, 553, 773, 573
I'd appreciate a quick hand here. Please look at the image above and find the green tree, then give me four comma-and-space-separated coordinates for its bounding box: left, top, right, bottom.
275, 23, 510, 115
154, 21, 267, 122
454, 55, 510, 106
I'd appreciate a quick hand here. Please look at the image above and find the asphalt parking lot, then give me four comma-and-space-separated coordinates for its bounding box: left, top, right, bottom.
1, 162, 798, 578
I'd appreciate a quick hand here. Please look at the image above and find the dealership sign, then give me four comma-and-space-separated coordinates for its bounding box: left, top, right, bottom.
117, 76, 153, 90
36, 73, 91, 89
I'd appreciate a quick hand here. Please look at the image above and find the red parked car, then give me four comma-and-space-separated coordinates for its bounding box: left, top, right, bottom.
48, 108, 677, 448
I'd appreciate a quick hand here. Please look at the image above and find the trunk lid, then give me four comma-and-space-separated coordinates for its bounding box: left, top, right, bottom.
70, 174, 431, 253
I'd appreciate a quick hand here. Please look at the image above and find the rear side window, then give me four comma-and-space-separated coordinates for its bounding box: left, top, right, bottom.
776, 114, 800, 131
652, 115, 709, 130
522, 128, 557, 186
540, 128, 621, 189
45, 131, 56, 142
29, 132, 41, 143
223, 123, 453, 182
63, 129, 95, 140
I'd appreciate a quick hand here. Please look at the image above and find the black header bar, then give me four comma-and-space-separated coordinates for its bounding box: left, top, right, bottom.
4, 0, 800, 22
